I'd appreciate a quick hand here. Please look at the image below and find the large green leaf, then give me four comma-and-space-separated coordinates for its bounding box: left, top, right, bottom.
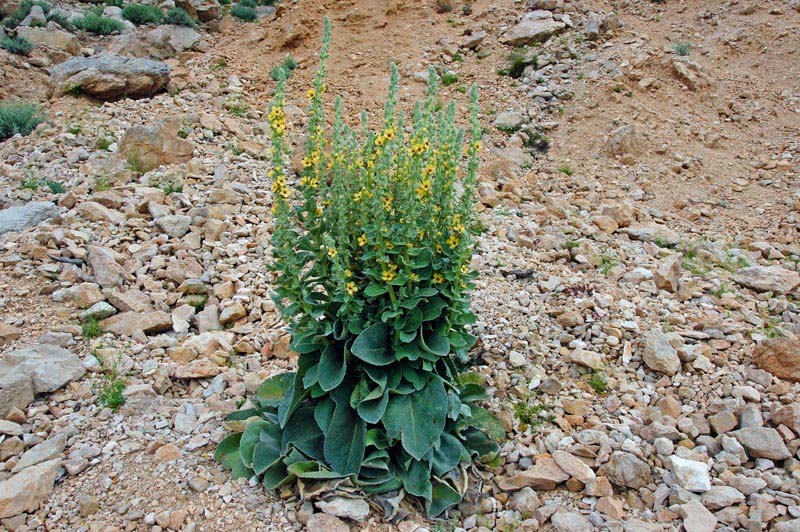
314, 398, 335, 434
240, 420, 271, 467
383, 377, 447, 460
324, 402, 366, 476
256, 373, 294, 407
419, 328, 450, 357
400, 458, 432, 500
426, 481, 462, 517
214, 433, 253, 480
462, 427, 500, 461
261, 459, 291, 489
287, 461, 346, 479
357, 389, 389, 424
282, 406, 324, 459
351, 323, 394, 365
252, 424, 283, 474
470, 406, 507, 441
318, 343, 346, 391
420, 297, 448, 321
432, 433, 466, 476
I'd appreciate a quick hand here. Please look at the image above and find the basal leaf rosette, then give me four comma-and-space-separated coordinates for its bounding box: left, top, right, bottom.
215, 17, 502, 517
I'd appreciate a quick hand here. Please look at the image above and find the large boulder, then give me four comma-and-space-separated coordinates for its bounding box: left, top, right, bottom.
16, 26, 80, 56
0, 202, 58, 237
111, 26, 201, 59
119, 117, 194, 172
49, 53, 169, 100
501, 10, 566, 45
733, 265, 800, 294
0, 459, 62, 518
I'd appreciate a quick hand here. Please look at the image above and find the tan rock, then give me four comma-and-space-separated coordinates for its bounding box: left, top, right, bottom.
654, 254, 682, 293
120, 117, 194, 172
754, 338, 800, 383
0, 323, 21, 346
155, 444, 181, 462
596, 496, 625, 519
76, 201, 126, 225
99, 311, 172, 336
553, 451, 595, 482
173, 359, 223, 379
592, 215, 619, 233
498, 457, 568, 491
0, 459, 61, 518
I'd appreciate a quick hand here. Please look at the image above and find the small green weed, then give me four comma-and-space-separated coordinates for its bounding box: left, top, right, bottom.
96, 136, 113, 151
82, 318, 102, 338
599, 253, 617, 275
74, 13, 125, 34
512, 392, 554, 431
45, 180, 65, 194
587, 371, 608, 394
210, 57, 227, 71
435, 0, 453, 13
93, 175, 112, 191
558, 163, 573, 176
271, 54, 298, 81
673, 41, 691, 56
19, 176, 39, 191
46, 10, 74, 30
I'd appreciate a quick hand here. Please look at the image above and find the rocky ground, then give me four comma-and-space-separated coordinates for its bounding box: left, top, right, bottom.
1, 0, 800, 531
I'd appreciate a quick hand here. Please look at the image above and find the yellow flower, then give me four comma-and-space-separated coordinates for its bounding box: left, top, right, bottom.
302, 156, 313, 168
353, 191, 363, 202
382, 195, 393, 211
447, 235, 460, 248
344, 269, 352, 278
315, 207, 323, 215
409, 273, 419, 282
473, 141, 482, 151
436, 244, 443, 253
423, 163, 436, 177
384, 127, 396, 140
433, 273, 445, 284
460, 265, 469, 274
327, 247, 338, 258
306, 88, 316, 100
374, 135, 385, 147
358, 234, 367, 246
346, 281, 358, 295
416, 179, 432, 198
386, 242, 394, 250
278, 187, 290, 199
381, 269, 397, 282
418, 229, 425, 240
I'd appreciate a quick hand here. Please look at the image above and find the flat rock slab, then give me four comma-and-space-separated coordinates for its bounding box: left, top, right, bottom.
49, 53, 169, 101
0, 202, 58, 236
0, 459, 61, 518
754, 338, 800, 383
733, 265, 800, 294
99, 311, 172, 336
502, 10, 566, 45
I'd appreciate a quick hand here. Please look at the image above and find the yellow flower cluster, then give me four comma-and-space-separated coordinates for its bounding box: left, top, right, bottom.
346, 281, 358, 295
267, 105, 286, 135
269, 170, 290, 199
374, 126, 397, 147
381, 263, 398, 282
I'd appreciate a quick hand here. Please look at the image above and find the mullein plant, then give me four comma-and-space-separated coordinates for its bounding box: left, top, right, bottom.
215, 17, 502, 517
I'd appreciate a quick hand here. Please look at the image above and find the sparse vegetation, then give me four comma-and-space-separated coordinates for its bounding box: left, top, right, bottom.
599, 252, 617, 275
513, 392, 554, 431
164, 7, 196, 27
96, 136, 113, 151
435, 0, 453, 13
2, 0, 52, 29
0, 100, 45, 141
1, 36, 35, 56
441, 71, 458, 86
45, 180, 66, 194
558, 162, 573, 176
19, 176, 39, 191
506, 46, 535, 78
74, 13, 126, 35
673, 41, 691, 56
270, 54, 298, 81
230, 3, 256, 22
121, 3, 164, 25
587, 371, 608, 394
95, 354, 127, 411
93, 175, 112, 191
81, 318, 103, 339
45, 10, 75, 30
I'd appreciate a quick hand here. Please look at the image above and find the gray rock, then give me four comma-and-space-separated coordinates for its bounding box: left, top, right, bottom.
305, 513, 349, 532
20, 5, 46, 27
16, 26, 80, 55
0, 345, 85, 403
585, 12, 601, 40
642, 330, 681, 375
49, 53, 169, 100
502, 10, 566, 46
494, 111, 526, 131
773, 519, 800, 532
551, 511, 592, 532
0, 459, 61, 518
619, 223, 680, 246
730, 427, 791, 460
79, 302, 117, 321
88, 246, 128, 289
156, 215, 192, 238
599, 451, 653, 489
0, 202, 58, 236
733, 265, 800, 294
605, 124, 641, 156
112, 26, 201, 59
12, 433, 67, 473
315, 497, 369, 522
0, 372, 34, 418
700, 486, 745, 510
99, 311, 172, 336
508, 487, 541, 514
174, 0, 220, 21
681, 499, 716, 532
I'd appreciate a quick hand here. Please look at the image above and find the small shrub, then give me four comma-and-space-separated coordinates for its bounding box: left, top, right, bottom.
74, 13, 125, 35
462, 3, 472, 15
2, 0, 51, 28
19, 176, 39, 191
270, 54, 298, 81
96, 136, 113, 151
1, 36, 35, 56
164, 7, 196, 27
673, 41, 691, 56
441, 71, 458, 86
230, 4, 256, 22
82, 318, 102, 338
45, 10, 75, 30
239, 0, 256, 7
587, 371, 608, 394
435, 0, 453, 13
524, 130, 549, 155
506, 46, 535, 78
513, 393, 553, 431
122, 4, 163, 25
45, 180, 65, 194
0, 100, 45, 140
558, 162, 573, 176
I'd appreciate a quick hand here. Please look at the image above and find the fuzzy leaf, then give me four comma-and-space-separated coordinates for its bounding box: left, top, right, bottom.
432, 433, 467, 476
240, 420, 271, 468
357, 388, 389, 424
214, 432, 253, 480
419, 328, 450, 357
318, 343, 346, 391
383, 377, 447, 460
420, 297, 448, 321
252, 424, 283, 474
400, 458, 432, 500
427, 481, 462, 517
324, 402, 366, 476
351, 322, 394, 365
256, 373, 294, 407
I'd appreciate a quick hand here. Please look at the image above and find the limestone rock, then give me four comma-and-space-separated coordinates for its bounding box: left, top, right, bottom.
99, 311, 172, 336
551, 511, 592, 532
668, 456, 711, 492
730, 427, 791, 461
0, 459, 61, 518
733, 265, 800, 294
0, 323, 21, 346
119, 117, 194, 172
654, 254, 681, 292
88, 245, 129, 288
315, 497, 369, 522
49, 53, 169, 100
498, 457, 568, 491
599, 451, 652, 489
16, 26, 79, 56
681, 499, 717, 532
552, 450, 595, 482
642, 330, 681, 375
305, 513, 349, 532
605, 125, 641, 156
754, 338, 800, 382
156, 215, 192, 238
0, 202, 58, 236
502, 10, 566, 46
0, 344, 85, 402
